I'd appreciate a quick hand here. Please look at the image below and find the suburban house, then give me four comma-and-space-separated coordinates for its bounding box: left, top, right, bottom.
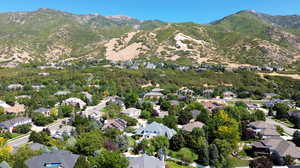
54, 91, 71, 96
106, 96, 125, 108
121, 108, 141, 119
182, 121, 205, 132
0, 100, 10, 109
135, 122, 176, 139
222, 91, 237, 99
33, 107, 51, 116
7, 84, 23, 90
151, 88, 164, 92
128, 154, 165, 168
264, 93, 279, 99
25, 150, 79, 168
0, 161, 10, 168
62, 98, 87, 109
143, 92, 164, 99
247, 121, 280, 139
251, 138, 300, 161
264, 99, 294, 109
52, 125, 75, 139
29, 143, 47, 151
201, 101, 222, 111
245, 102, 260, 110
32, 85, 45, 91
4, 104, 26, 115
202, 89, 214, 98
169, 100, 180, 106
0, 117, 32, 132
178, 87, 194, 96
81, 104, 104, 120
102, 119, 127, 130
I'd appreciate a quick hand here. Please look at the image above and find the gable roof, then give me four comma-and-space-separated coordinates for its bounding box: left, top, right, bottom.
0, 117, 32, 129
128, 154, 164, 168
259, 128, 280, 137
248, 121, 274, 129
102, 119, 127, 130
29, 143, 47, 151
182, 121, 205, 132
25, 150, 79, 168
0, 161, 10, 168
135, 122, 176, 139
34, 108, 50, 114
253, 138, 300, 158
122, 108, 141, 116
5, 104, 25, 114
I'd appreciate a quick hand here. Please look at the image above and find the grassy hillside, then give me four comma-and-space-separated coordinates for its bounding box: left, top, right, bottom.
0, 9, 299, 67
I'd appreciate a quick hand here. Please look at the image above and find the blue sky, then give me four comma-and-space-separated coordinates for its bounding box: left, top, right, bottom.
0, 0, 299, 23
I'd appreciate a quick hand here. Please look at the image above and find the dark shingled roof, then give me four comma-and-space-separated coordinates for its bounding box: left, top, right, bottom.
25, 150, 79, 168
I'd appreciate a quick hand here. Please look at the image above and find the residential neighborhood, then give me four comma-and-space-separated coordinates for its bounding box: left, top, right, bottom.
0, 77, 300, 168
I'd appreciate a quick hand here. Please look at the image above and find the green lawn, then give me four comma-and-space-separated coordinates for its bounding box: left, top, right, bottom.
166, 161, 194, 168
229, 157, 250, 167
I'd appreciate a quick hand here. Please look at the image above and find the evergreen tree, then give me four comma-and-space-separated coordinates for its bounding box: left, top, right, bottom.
74, 156, 90, 168
209, 144, 219, 166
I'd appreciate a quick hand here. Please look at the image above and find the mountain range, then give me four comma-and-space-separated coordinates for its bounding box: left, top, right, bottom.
0, 8, 299, 67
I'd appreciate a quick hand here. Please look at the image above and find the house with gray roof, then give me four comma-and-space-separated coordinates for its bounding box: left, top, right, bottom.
144, 92, 164, 99
170, 100, 180, 106
222, 91, 237, 99
62, 98, 87, 109
81, 104, 104, 120
0, 161, 10, 168
54, 91, 71, 96
264, 93, 279, 99
29, 143, 47, 151
52, 125, 75, 139
7, 84, 23, 90
152, 88, 164, 92
128, 154, 165, 168
135, 122, 176, 139
25, 150, 79, 168
34, 108, 50, 116
121, 108, 141, 119
247, 121, 279, 139
258, 128, 281, 139
0, 117, 32, 132
252, 138, 300, 161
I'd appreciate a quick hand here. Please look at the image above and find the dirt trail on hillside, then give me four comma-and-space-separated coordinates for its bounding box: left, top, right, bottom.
258, 72, 300, 80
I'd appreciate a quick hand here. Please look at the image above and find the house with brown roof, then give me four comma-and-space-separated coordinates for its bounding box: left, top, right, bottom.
102, 119, 127, 130
4, 104, 26, 116
252, 138, 300, 161
182, 121, 205, 132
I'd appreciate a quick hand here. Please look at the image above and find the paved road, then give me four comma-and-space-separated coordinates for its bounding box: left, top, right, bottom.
7, 134, 30, 149
266, 117, 297, 135
7, 118, 69, 149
